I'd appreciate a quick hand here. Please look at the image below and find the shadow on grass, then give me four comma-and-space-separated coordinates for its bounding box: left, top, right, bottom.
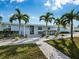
47, 38, 79, 59
0, 44, 37, 59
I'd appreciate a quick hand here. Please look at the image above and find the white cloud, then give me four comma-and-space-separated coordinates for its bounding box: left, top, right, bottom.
44, 0, 79, 10
0, 0, 25, 3
73, 0, 79, 5
31, 16, 39, 19
0, 13, 4, 18
44, 0, 51, 7
16, 0, 25, 3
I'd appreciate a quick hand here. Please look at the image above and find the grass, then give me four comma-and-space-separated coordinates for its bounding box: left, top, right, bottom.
0, 44, 47, 59
46, 37, 79, 59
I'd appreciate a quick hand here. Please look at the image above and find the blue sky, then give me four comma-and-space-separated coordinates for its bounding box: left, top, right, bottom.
0, 0, 79, 26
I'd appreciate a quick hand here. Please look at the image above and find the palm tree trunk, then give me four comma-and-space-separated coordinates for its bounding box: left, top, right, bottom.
19, 20, 21, 35
10, 23, 12, 31
71, 19, 75, 45
24, 23, 26, 37
57, 25, 60, 34
70, 19, 78, 58
46, 21, 48, 38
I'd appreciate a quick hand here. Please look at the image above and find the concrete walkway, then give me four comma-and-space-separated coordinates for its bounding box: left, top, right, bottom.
36, 39, 70, 59
35, 33, 79, 59
0, 37, 40, 46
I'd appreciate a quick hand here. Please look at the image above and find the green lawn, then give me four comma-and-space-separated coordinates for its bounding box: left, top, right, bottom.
46, 37, 79, 59
0, 44, 47, 59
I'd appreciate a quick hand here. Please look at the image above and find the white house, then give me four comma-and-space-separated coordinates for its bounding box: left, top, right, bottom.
0, 23, 57, 37
0, 22, 78, 37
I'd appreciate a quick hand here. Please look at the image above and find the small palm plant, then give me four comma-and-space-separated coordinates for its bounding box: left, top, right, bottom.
40, 12, 54, 38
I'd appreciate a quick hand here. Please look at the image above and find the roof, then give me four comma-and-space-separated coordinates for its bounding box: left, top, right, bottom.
1, 22, 55, 27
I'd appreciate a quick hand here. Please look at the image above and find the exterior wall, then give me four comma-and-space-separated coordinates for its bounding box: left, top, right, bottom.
25, 26, 30, 36
1, 23, 78, 38
0, 25, 3, 31
0, 24, 56, 37
11, 25, 19, 31
0, 24, 9, 31
26, 25, 46, 37
0, 23, 79, 37
0, 23, 58, 37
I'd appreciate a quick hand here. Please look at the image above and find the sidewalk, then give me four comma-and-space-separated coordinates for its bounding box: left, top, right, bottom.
0, 37, 40, 46
36, 39, 70, 59
36, 33, 79, 59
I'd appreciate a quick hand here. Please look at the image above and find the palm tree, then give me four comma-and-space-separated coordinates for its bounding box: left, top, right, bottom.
10, 8, 25, 35
61, 9, 79, 45
10, 8, 29, 36
10, 8, 22, 35
40, 12, 54, 37
22, 14, 29, 37
54, 18, 62, 35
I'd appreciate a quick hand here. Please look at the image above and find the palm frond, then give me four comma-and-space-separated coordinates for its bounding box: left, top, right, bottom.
16, 8, 21, 15
22, 14, 29, 24
48, 17, 52, 23
40, 15, 46, 21
0, 16, 2, 22
47, 12, 53, 17
77, 11, 79, 15
40, 12, 54, 23
9, 14, 17, 23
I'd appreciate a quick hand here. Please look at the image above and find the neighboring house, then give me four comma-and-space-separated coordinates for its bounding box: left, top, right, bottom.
73, 27, 79, 32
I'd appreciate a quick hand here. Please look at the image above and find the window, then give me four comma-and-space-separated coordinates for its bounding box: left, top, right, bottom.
30, 26, 34, 34
48, 27, 50, 30
38, 31, 42, 34
38, 26, 42, 30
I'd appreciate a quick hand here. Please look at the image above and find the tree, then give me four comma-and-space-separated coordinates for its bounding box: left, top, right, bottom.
10, 8, 29, 36
22, 14, 29, 37
54, 18, 62, 35
40, 12, 54, 37
61, 9, 79, 45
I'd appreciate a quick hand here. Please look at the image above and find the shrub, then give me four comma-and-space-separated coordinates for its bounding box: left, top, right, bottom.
61, 33, 64, 36
15, 36, 20, 40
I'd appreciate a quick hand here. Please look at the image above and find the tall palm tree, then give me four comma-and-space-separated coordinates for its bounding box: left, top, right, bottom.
10, 8, 29, 36
10, 8, 22, 35
61, 9, 79, 45
9, 8, 27, 35
40, 12, 54, 37
22, 14, 29, 37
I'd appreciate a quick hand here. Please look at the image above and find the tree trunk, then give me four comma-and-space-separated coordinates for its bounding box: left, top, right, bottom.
71, 19, 75, 44
57, 25, 60, 34
19, 20, 21, 35
10, 23, 12, 31
24, 23, 26, 37
46, 21, 48, 38
70, 19, 78, 59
